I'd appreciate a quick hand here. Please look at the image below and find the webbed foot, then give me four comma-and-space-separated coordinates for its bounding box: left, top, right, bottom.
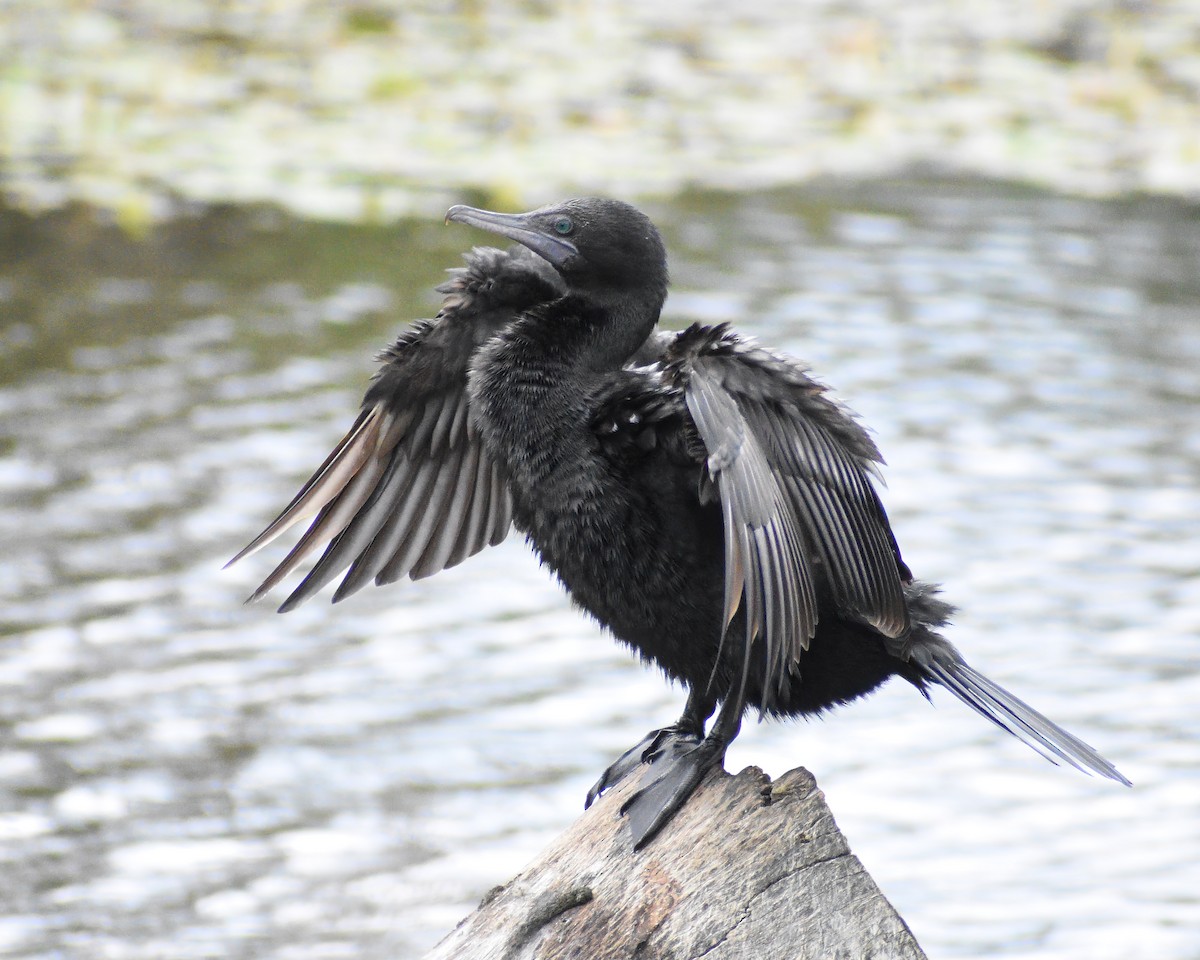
585, 724, 703, 809
620, 736, 727, 850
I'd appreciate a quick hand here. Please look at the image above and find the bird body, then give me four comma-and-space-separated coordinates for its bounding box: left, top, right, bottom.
231, 198, 1128, 849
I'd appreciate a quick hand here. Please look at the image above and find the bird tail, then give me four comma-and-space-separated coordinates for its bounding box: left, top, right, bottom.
902, 584, 1130, 786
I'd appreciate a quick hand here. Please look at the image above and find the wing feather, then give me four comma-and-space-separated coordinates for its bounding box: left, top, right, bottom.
244, 449, 392, 604
331, 452, 443, 602
226, 408, 385, 567
684, 371, 814, 709
446, 435, 496, 566
279, 451, 420, 611
399, 445, 469, 580
486, 461, 512, 546
667, 323, 910, 705
430, 436, 484, 572
228, 244, 562, 608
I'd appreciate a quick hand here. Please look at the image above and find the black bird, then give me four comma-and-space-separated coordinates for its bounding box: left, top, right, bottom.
230, 198, 1129, 849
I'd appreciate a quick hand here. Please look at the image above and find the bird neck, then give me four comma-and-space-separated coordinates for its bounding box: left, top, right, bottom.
549, 286, 665, 372
468, 287, 663, 478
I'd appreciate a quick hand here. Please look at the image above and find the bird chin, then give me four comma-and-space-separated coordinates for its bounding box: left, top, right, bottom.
509, 231, 579, 268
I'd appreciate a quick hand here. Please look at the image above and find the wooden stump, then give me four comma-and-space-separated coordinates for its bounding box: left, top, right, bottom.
422, 765, 926, 960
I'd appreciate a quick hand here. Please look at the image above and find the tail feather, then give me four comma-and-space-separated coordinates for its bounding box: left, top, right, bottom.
911, 644, 1130, 786
898, 582, 1128, 786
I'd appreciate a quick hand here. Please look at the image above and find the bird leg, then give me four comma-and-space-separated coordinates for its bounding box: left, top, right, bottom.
584, 688, 715, 809
619, 689, 745, 850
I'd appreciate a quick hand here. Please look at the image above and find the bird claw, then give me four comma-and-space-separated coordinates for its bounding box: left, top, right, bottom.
620, 738, 725, 850
585, 724, 703, 809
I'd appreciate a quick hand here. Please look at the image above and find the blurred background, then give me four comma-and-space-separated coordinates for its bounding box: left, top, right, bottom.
2, 2, 1198, 959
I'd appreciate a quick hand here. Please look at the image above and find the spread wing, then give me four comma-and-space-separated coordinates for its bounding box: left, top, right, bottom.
664, 323, 911, 706
227, 246, 562, 611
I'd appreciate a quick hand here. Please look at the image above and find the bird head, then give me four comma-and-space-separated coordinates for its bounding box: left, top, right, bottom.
446, 198, 668, 305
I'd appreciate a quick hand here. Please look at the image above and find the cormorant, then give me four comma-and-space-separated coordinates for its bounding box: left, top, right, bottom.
229, 198, 1129, 849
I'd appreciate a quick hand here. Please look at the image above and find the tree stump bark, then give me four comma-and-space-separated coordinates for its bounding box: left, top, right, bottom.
422, 764, 926, 960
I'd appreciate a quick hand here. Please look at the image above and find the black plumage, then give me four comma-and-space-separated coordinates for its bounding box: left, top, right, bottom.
231, 197, 1128, 849
227, 245, 562, 607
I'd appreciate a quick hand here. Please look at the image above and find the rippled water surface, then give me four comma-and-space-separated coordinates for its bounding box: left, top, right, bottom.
2, 183, 1198, 959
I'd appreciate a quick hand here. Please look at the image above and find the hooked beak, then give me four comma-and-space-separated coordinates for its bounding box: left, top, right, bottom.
445, 204, 579, 267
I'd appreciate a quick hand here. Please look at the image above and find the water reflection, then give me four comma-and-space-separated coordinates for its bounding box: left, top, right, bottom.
1, 183, 1197, 959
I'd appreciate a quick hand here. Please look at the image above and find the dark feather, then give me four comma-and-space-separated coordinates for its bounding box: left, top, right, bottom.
661, 323, 910, 705
229, 245, 563, 607
909, 637, 1130, 784
233, 199, 1128, 855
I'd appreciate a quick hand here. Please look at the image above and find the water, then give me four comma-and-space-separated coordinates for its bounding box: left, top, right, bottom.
1, 182, 1197, 959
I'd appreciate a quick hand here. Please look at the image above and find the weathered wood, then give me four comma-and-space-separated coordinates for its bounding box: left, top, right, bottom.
422, 765, 926, 960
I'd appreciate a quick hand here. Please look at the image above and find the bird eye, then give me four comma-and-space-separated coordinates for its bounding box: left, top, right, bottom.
553, 216, 573, 235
